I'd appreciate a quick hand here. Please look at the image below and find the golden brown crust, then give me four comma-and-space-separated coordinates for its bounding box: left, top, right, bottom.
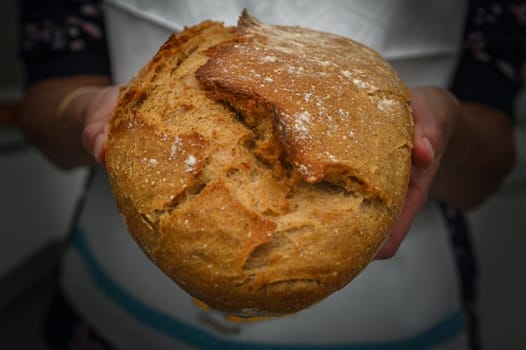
105, 12, 413, 316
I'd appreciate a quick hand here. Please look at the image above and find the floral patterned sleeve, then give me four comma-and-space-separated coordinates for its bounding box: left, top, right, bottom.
18, 0, 111, 85
451, 0, 526, 118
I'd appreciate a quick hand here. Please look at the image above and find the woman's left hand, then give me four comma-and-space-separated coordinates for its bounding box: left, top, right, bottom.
375, 87, 461, 259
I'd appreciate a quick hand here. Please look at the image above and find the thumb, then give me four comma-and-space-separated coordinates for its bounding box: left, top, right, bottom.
81, 86, 119, 165
412, 136, 435, 168
83, 122, 109, 164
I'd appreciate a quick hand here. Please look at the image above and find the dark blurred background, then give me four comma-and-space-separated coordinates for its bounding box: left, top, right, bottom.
0, 0, 525, 349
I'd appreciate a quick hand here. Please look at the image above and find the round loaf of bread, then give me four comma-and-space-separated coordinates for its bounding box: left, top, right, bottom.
106, 11, 413, 316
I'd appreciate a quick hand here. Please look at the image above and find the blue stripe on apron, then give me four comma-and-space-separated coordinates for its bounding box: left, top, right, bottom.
71, 228, 465, 349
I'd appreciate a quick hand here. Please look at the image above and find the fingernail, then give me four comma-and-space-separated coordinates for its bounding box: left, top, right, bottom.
422, 137, 435, 162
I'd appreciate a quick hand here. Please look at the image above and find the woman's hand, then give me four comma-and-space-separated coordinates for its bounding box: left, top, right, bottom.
376, 87, 515, 259
376, 87, 460, 259
375, 86, 515, 259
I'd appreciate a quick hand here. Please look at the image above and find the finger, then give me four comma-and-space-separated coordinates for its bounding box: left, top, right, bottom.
82, 120, 108, 164
93, 123, 109, 165
374, 192, 419, 259
374, 165, 435, 259
412, 137, 435, 168
410, 88, 455, 169
82, 86, 119, 164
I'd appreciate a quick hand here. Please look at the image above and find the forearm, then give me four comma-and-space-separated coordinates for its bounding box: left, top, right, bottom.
430, 99, 516, 210
18, 75, 112, 169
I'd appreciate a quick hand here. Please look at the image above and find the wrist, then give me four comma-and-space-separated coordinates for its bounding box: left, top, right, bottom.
56, 87, 101, 124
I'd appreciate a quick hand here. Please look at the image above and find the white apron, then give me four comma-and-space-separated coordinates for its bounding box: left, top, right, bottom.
61, 1, 469, 349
